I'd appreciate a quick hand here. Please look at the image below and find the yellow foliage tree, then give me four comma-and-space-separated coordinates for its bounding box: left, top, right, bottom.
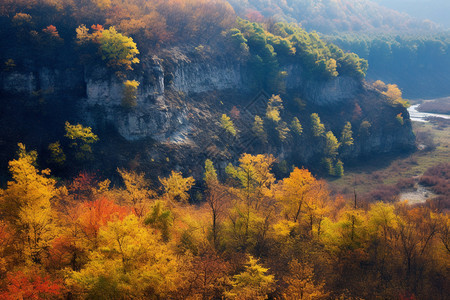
227, 255, 275, 300
117, 168, 156, 217
277, 167, 316, 223
253, 116, 267, 143
310, 113, 325, 137
68, 215, 185, 298
65, 121, 99, 161
266, 94, 283, 123
122, 80, 140, 108
159, 171, 195, 204
373, 80, 409, 107
220, 114, 237, 136
0, 144, 58, 264
283, 259, 328, 300
226, 154, 276, 210
203, 159, 229, 247
98, 26, 140, 70
225, 154, 277, 251
324, 131, 340, 159
383, 84, 402, 102
303, 180, 330, 237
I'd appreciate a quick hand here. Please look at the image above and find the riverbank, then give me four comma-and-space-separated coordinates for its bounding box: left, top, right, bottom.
417, 97, 450, 115
408, 97, 450, 122
328, 113, 450, 204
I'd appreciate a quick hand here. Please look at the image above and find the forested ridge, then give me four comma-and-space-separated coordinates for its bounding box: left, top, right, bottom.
227, 0, 440, 33
372, 0, 450, 28
0, 0, 367, 81
0, 0, 384, 178
327, 33, 450, 98
225, 0, 450, 98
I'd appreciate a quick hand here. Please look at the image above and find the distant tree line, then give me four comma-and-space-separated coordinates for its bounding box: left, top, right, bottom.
327, 33, 450, 97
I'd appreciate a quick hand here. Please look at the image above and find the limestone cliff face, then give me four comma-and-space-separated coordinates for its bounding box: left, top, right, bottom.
1, 71, 36, 94
1, 67, 84, 95
0, 52, 362, 142
78, 52, 364, 143
82, 53, 248, 142
0, 49, 415, 172
284, 64, 362, 105
171, 57, 246, 94
82, 60, 186, 142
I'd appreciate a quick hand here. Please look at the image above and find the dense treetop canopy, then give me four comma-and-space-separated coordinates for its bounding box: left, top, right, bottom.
0, 0, 367, 82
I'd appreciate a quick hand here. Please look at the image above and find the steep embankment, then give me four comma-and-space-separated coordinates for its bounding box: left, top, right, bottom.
0, 2, 415, 179
0, 48, 415, 179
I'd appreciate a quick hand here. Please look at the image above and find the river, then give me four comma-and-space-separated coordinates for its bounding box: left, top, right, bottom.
408, 104, 450, 122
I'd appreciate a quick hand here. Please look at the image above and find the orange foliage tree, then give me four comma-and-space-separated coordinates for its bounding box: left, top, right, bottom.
0, 270, 64, 300
76, 197, 130, 240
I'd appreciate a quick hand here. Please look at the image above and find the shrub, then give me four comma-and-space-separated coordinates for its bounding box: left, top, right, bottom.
98, 27, 140, 70
365, 184, 400, 203
122, 80, 140, 108
220, 114, 237, 136
419, 163, 450, 196
396, 178, 416, 190
311, 113, 325, 137
415, 130, 436, 151
334, 160, 344, 177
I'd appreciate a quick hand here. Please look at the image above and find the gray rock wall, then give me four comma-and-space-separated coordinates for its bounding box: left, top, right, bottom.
1, 72, 36, 94
82, 59, 189, 141
1, 68, 84, 95
284, 64, 361, 105
171, 60, 245, 94
0, 52, 413, 159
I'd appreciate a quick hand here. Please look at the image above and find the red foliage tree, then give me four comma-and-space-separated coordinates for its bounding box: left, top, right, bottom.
90, 24, 104, 42
69, 172, 99, 201
245, 9, 265, 23
42, 25, 59, 38
352, 102, 363, 121
77, 197, 130, 238
230, 106, 240, 119
0, 271, 64, 300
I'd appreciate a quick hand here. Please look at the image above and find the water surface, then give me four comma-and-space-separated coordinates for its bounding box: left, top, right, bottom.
408, 104, 450, 122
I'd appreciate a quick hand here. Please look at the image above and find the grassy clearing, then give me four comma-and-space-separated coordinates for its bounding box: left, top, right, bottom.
329, 120, 450, 196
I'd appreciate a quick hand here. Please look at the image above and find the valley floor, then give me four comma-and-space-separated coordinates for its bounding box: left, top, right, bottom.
329, 102, 450, 201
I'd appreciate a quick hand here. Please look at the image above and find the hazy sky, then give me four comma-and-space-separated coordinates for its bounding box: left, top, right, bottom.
372, 0, 450, 28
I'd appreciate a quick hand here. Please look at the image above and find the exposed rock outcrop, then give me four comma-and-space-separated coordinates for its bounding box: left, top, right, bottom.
0, 48, 415, 176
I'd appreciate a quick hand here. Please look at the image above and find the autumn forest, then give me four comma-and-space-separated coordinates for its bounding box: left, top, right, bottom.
0, 0, 449, 299
0, 144, 448, 299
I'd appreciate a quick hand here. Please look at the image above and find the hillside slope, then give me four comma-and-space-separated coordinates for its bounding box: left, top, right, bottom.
0, 0, 415, 180
227, 0, 440, 33
327, 33, 450, 99
372, 0, 450, 28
